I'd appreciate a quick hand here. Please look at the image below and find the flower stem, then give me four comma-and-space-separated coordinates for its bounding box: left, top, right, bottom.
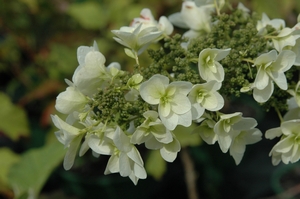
275, 106, 284, 123
214, 0, 220, 16
180, 147, 199, 199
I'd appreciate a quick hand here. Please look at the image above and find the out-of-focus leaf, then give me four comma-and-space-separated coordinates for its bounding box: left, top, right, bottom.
251, 0, 294, 20
67, 1, 108, 30
145, 150, 166, 180
19, 0, 38, 13
0, 92, 29, 141
18, 80, 63, 106
8, 141, 65, 199
44, 43, 78, 79
173, 123, 201, 147
0, 148, 20, 195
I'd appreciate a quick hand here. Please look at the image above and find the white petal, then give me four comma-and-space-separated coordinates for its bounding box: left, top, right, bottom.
63, 134, 84, 170
253, 81, 274, 103
160, 138, 180, 162
119, 152, 131, 177
139, 74, 168, 104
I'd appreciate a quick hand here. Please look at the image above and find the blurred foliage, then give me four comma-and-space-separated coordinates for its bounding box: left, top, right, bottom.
0, 0, 300, 199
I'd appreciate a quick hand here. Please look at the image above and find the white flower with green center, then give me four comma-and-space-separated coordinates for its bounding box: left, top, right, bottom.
198, 48, 231, 82
55, 86, 89, 114
139, 74, 193, 130
214, 112, 242, 153
131, 110, 173, 146
252, 50, 296, 103
266, 120, 300, 165
111, 23, 162, 56
51, 115, 85, 170
256, 13, 285, 34
104, 126, 146, 185
188, 80, 224, 119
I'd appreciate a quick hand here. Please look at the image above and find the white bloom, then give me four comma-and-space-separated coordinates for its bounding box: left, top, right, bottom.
104, 126, 146, 185
272, 28, 300, 52
198, 48, 231, 82
188, 80, 224, 119
256, 13, 285, 34
72, 42, 110, 96
159, 135, 181, 162
55, 86, 88, 114
214, 112, 242, 153
51, 115, 85, 170
169, 1, 214, 38
229, 125, 262, 165
112, 23, 162, 55
131, 110, 173, 145
195, 118, 218, 145
139, 74, 193, 130
266, 120, 300, 165
131, 8, 173, 36
252, 50, 296, 103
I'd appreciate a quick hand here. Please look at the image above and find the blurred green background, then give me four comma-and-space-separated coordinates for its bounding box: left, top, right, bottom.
1, 0, 300, 199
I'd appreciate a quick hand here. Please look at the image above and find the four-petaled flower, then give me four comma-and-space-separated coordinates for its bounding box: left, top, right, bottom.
266, 120, 300, 165
188, 80, 224, 120
198, 48, 231, 82
252, 50, 296, 103
140, 74, 193, 131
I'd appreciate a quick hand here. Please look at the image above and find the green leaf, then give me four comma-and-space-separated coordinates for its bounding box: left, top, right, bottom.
68, 2, 108, 30
173, 124, 202, 147
0, 148, 20, 193
0, 92, 29, 141
8, 141, 65, 199
145, 150, 166, 180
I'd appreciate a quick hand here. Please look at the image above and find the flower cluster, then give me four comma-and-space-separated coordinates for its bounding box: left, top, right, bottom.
52, 0, 300, 184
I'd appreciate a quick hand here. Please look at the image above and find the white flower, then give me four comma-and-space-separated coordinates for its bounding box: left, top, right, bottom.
139, 74, 193, 130
72, 42, 110, 96
131, 8, 173, 36
111, 23, 162, 55
131, 110, 173, 146
266, 120, 300, 165
256, 13, 285, 34
252, 50, 296, 103
195, 118, 218, 145
189, 80, 224, 119
237, 2, 250, 19
104, 126, 146, 185
51, 115, 85, 170
198, 48, 231, 82
272, 28, 300, 52
229, 124, 262, 165
169, 1, 214, 38
159, 135, 181, 162
214, 112, 242, 153
55, 86, 88, 114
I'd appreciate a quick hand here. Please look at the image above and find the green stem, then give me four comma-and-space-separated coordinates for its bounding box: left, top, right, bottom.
214, 0, 220, 16
275, 106, 284, 123
242, 58, 255, 64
